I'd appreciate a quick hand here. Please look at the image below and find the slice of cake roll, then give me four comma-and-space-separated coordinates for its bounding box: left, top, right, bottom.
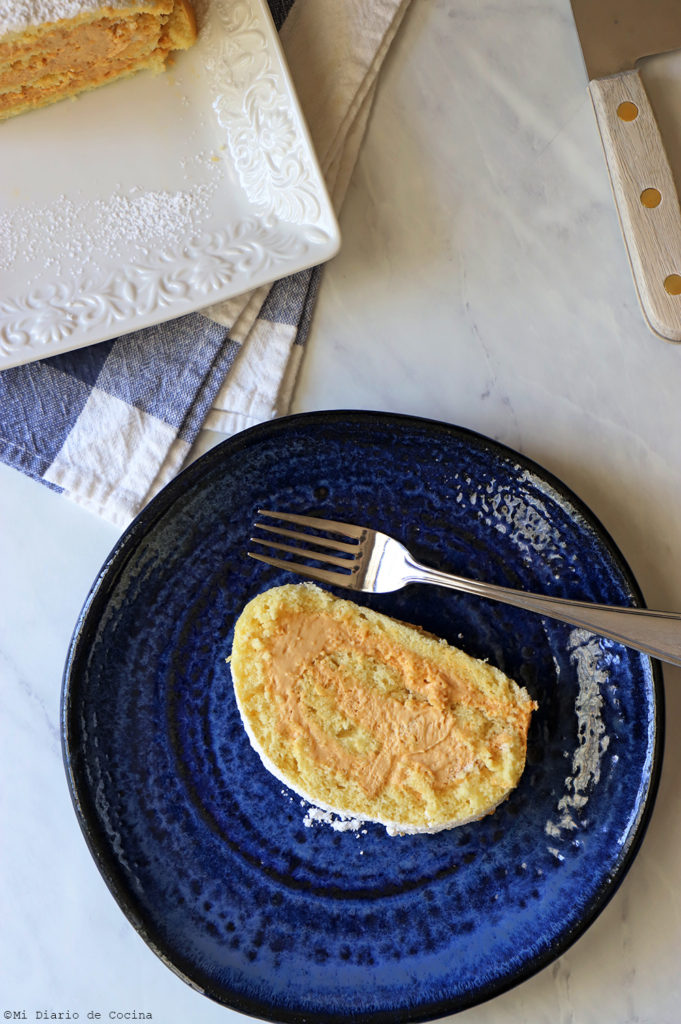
0, 0, 197, 122
230, 584, 538, 835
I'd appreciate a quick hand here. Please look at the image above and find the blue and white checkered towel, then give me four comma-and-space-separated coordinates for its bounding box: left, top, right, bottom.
0, 0, 410, 527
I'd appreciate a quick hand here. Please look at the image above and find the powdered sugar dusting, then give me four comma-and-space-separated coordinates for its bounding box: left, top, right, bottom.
303, 806, 365, 833
545, 629, 610, 843
0, 168, 222, 278
0, 0, 145, 36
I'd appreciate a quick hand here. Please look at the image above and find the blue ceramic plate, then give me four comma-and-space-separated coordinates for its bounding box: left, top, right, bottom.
62, 411, 663, 1023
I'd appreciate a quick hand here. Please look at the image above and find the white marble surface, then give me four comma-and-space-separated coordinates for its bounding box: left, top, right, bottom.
3, 0, 681, 1021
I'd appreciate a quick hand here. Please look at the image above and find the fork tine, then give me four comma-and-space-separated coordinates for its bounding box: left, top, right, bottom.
247, 552, 361, 588
253, 522, 359, 554
249, 536, 357, 569
257, 509, 365, 540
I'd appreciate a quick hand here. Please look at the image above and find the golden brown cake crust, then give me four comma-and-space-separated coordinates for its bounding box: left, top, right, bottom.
0, 0, 197, 121
230, 584, 538, 835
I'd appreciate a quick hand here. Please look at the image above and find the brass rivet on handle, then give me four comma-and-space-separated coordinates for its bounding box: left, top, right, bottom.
617, 101, 639, 121
640, 188, 662, 208
664, 275, 681, 296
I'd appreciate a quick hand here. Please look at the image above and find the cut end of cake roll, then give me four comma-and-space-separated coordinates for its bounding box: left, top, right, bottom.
230, 584, 538, 836
0, 0, 198, 122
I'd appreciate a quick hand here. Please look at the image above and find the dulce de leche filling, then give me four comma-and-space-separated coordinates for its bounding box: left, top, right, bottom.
0, 1, 197, 121
266, 612, 525, 801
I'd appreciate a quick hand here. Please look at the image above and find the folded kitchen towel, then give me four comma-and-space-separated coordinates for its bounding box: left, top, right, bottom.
0, 0, 411, 528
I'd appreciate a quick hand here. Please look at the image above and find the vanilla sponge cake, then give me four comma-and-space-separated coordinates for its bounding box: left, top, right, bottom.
0, 0, 197, 122
230, 584, 538, 835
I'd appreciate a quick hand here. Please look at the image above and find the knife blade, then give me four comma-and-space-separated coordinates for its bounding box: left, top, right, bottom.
570, 0, 681, 340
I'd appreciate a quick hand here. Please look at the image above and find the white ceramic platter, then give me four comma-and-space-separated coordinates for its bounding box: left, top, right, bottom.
0, 0, 340, 370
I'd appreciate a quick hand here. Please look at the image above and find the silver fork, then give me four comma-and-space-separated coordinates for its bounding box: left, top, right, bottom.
249, 509, 681, 668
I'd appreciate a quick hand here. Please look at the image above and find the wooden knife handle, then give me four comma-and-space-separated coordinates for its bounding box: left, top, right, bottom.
590, 68, 681, 342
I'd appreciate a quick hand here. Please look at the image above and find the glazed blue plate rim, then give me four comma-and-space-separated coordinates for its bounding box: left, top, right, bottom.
61, 410, 664, 1023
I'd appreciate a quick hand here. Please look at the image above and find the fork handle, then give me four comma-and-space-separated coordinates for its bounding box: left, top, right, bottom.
406, 557, 681, 667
